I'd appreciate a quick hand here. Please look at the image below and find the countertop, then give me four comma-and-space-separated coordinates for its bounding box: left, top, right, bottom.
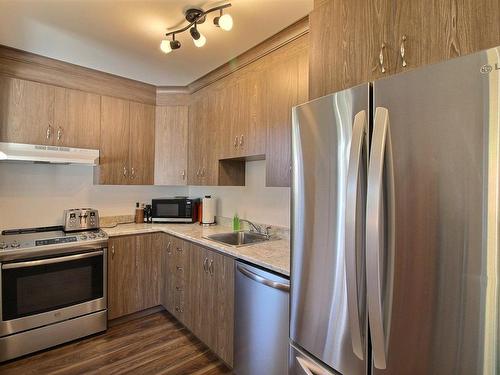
102, 223, 290, 276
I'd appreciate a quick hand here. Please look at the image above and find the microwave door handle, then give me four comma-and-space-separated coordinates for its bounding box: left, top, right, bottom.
2, 250, 104, 269
366, 107, 396, 370
345, 110, 368, 360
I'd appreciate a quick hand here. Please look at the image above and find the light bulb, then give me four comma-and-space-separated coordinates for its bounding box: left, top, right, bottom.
160, 39, 172, 54
193, 33, 206, 48
218, 13, 233, 31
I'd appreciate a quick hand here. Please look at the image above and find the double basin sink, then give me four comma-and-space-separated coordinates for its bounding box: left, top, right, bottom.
205, 231, 273, 247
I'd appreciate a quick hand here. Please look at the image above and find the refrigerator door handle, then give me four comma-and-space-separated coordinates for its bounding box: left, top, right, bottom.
345, 110, 368, 360
366, 107, 396, 369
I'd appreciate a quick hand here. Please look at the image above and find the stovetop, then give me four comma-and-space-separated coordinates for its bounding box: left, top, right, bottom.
0, 226, 108, 251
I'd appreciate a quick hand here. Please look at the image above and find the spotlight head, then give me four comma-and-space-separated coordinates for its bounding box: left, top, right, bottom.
170, 39, 181, 50
190, 25, 201, 40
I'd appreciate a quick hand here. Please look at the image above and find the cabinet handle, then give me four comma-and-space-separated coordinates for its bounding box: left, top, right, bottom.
201, 167, 205, 177
209, 259, 214, 276
239, 135, 244, 147
46, 125, 52, 140
176, 246, 183, 252
234, 136, 239, 148
180, 169, 186, 179
123, 166, 128, 177
203, 257, 209, 273
130, 167, 136, 180
111, 245, 115, 260
57, 127, 63, 141
196, 168, 200, 177
379, 43, 386, 73
400, 35, 407, 68
166, 241, 172, 254
175, 286, 183, 291
176, 266, 183, 271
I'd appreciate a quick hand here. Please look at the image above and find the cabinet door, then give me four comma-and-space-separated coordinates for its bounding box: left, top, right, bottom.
394, 0, 500, 73
309, 0, 370, 98
136, 233, 160, 310
265, 47, 308, 187
186, 243, 209, 337
239, 73, 267, 158
54, 88, 101, 149
187, 95, 206, 185
129, 102, 155, 185
99, 96, 130, 185
154, 106, 188, 185
209, 250, 235, 366
0, 77, 55, 145
108, 236, 138, 320
160, 234, 175, 312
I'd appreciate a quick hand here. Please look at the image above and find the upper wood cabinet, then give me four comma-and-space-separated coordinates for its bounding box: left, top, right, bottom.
99, 96, 130, 185
216, 74, 267, 160
264, 44, 309, 187
0, 77, 101, 148
188, 94, 218, 186
309, 0, 500, 98
0, 77, 55, 145
129, 101, 155, 185
154, 106, 188, 185
54, 88, 101, 149
98, 96, 154, 185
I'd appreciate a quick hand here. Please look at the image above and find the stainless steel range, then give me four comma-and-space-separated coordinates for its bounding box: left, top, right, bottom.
0, 209, 108, 362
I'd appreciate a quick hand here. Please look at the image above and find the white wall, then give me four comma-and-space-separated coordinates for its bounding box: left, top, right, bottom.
0, 162, 187, 229
0, 160, 290, 230
189, 160, 290, 228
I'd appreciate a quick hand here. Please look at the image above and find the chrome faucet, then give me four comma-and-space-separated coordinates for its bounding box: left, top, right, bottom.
239, 219, 272, 239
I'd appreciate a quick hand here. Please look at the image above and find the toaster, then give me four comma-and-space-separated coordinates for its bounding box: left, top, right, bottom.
63, 208, 100, 232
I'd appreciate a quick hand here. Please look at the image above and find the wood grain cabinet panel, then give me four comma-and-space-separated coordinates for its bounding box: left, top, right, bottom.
265, 48, 308, 187
188, 95, 218, 186
108, 234, 161, 320
137, 233, 161, 310
98, 96, 130, 185
129, 101, 155, 185
154, 106, 188, 185
108, 236, 137, 320
0, 77, 55, 145
310, 0, 500, 97
54, 88, 101, 149
309, 0, 371, 99
184, 242, 234, 366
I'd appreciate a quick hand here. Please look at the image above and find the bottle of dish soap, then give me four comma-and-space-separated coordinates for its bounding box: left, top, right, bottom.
233, 213, 240, 231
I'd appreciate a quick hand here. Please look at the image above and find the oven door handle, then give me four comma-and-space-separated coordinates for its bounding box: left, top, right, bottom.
2, 250, 104, 269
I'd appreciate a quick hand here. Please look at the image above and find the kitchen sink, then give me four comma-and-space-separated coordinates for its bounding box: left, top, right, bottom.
205, 231, 272, 247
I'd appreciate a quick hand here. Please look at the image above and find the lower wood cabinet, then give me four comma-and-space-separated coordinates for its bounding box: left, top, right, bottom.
160, 233, 234, 366
108, 233, 161, 320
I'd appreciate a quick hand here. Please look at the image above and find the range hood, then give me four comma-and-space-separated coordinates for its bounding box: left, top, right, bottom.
0, 142, 99, 165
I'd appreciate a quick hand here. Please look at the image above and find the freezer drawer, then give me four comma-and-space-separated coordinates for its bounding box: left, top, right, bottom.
290, 343, 340, 375
234, 261, 289, 375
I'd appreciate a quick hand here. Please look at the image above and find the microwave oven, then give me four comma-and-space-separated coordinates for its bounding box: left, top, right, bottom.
151, 197, 200, 223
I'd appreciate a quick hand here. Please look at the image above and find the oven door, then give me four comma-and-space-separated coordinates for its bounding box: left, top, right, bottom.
152, 199, 192, 222
0, 248, 107, 337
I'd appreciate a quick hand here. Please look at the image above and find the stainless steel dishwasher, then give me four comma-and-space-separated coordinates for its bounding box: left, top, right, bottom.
234, 261, 290, 375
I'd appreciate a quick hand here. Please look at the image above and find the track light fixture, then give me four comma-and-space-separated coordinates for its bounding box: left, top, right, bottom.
160, 3, 232, 53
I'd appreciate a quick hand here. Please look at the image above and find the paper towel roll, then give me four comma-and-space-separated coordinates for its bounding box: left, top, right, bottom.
202, 196, 216, 225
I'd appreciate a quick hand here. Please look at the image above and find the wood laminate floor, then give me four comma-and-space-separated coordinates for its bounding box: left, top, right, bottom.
0, 311, 232, 375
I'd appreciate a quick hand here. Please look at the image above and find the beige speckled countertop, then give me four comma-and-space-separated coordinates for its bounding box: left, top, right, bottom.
103, 223, 290, 276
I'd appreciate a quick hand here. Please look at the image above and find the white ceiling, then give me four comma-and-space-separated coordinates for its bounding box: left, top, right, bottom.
0, 0, 312, 86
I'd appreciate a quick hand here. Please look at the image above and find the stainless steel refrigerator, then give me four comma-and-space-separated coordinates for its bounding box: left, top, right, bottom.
290, 45, 500, 375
